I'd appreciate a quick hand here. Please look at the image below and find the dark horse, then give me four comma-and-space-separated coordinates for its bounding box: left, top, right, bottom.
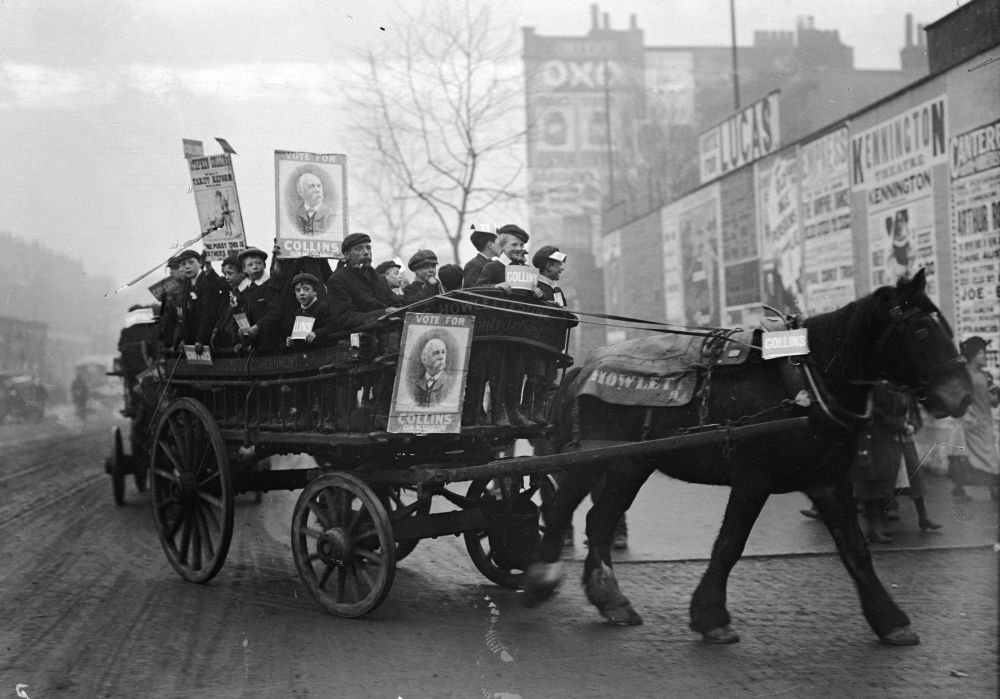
525, 270, 972, 645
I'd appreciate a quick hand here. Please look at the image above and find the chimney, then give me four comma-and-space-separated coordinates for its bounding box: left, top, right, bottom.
591, 4, 599, 31
917, 24, 926, 47
629, 13, 637, 30
603, 12, 610, 30
905, 14, 913, 47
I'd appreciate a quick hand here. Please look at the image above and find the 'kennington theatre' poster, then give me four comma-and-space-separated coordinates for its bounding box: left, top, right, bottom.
274, 151, 348, 259
388, 313, 474, 434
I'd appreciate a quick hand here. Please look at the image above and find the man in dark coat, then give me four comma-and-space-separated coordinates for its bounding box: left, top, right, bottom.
463, 224, 500, 287
237, 247, 283, 354
326, 233, 400, 329
174, 248, 229, 352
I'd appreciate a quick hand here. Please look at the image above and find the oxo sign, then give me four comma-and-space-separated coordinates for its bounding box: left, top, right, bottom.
538, 59, 625, 91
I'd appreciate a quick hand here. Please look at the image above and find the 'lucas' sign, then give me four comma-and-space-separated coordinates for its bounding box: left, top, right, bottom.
699, 91, 781, 184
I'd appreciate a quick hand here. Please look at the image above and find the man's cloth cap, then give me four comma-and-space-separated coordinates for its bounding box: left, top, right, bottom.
174, 249, 201, 264
376, 260, 401, 275
532, 245, 566, 270
498, 224, 528, 244
237, 247, 268, 265
341, 233, 372, 255
408, 249, 438, 271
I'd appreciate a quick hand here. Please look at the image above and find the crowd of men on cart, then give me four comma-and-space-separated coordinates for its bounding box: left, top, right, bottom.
125, 223, 570, 429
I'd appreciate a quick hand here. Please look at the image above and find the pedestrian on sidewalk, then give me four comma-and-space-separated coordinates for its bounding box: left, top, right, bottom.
948, 336, 1000, 501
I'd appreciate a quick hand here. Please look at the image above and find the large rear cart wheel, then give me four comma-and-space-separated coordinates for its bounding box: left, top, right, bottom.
108, 426, 127, 506
149, 398, 234, 583
379, 486, 431, 562
463, 475, 554, 589
291, 473, 396, 618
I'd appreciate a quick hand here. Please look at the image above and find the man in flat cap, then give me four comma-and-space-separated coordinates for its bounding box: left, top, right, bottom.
326, 233, 400, 329
237, 247, 283, 354
376, 260, 405, 297
174, 248, 229, 354
402, 249, 444, 304
464, 224, 500, 287
949, 335, 1000, 501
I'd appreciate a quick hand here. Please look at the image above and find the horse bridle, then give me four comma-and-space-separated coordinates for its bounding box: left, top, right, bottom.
874, 305, 966, 395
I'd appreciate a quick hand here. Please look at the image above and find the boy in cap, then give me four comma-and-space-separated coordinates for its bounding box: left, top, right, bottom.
949, 336, 1000, 501
464, 224, 500, 287
237, 247, 283, 354
211, 254, 250, 352
283, 273, 335, 348
475, 224, 530, 287
402, 249, 443, 304
326, 233, 400, 329
174, 248, 229, 354
438, 264, 464, 292
159, 255, 185, 349
376, 260, 405, 297
531, 245, 568, 308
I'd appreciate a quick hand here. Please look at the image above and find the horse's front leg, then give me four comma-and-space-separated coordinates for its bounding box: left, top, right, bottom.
806, 478, 918, 645
689, 481, 769, 643
522, 460, 602, 608
582, 458, 652, 626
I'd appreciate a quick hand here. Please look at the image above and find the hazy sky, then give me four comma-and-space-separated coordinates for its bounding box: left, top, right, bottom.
0, 0, 962, 305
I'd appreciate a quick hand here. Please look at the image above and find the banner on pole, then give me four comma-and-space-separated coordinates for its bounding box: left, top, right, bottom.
186, 147, 247, 261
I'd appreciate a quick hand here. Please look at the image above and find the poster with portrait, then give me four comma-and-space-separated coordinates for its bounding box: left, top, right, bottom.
187, 152, 247, 261
387, 313, 475, 434
274, 151, 348, 259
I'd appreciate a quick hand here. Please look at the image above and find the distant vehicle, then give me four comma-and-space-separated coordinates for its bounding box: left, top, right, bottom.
74, 355, 121, 412
0, 374, 47, 423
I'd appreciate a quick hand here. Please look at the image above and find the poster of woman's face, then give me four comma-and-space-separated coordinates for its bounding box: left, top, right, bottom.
274, 151, 348, 259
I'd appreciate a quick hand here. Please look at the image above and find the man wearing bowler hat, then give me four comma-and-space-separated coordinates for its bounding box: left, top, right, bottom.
174, 248, 229, 354
464, 224, 500, 287
326, 233, 400, 329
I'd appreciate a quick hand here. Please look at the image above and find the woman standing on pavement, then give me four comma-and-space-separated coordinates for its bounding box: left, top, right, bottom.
948, 336, 1000, 501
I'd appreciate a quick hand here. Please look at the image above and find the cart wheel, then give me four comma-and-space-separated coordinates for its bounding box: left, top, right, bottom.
463, 475, 553, 589
379, 486, 431, 562
291, 473, 396, 618
149, 398, 233, 583
110, 426, 127, 506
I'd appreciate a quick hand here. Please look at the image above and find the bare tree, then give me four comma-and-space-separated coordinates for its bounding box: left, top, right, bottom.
345, 0, 526, 264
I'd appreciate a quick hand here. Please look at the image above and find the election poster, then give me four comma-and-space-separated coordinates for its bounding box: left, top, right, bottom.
850, 96, 948, 299
949, 118, 1000, 366
757, 151, 805, 316
186, 152, 247, 261
677, 184, 722, 327
800, 128, 856, 315
274, 151, 348, 259
387, 313, 474, 434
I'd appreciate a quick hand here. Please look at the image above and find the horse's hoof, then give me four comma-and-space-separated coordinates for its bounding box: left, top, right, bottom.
521, 562, 563, 608
600, 605, 643, 626
879, 626, 920, 646
702, 626, 740, 644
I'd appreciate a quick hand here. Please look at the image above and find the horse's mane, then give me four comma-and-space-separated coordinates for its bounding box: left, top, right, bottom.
803, 285, 890, 385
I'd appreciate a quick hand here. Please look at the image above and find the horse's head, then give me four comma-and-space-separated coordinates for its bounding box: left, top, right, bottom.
871, 269, 972, 418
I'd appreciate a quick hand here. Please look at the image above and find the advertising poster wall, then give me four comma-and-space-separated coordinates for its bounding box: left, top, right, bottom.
661, 200, 684, 326
949, 118, 1000, 360
850, 96, 948, 299
720, 168, 759, 326
387, 313, 474, 434
274, 151, 348, 259
800, 128, 856, 314
187, 153, 247, 261
676, 184, 722, 327
757, 151, 805, 315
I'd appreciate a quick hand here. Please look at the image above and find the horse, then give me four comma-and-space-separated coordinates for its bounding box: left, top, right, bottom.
524, 270, 972, 646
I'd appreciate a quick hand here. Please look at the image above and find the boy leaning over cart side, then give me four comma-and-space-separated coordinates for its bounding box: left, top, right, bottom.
237, 247, 283, 355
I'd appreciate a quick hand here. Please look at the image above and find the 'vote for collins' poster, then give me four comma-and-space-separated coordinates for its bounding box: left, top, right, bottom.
387, 313, 474, 434
274, 151, 348, 259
